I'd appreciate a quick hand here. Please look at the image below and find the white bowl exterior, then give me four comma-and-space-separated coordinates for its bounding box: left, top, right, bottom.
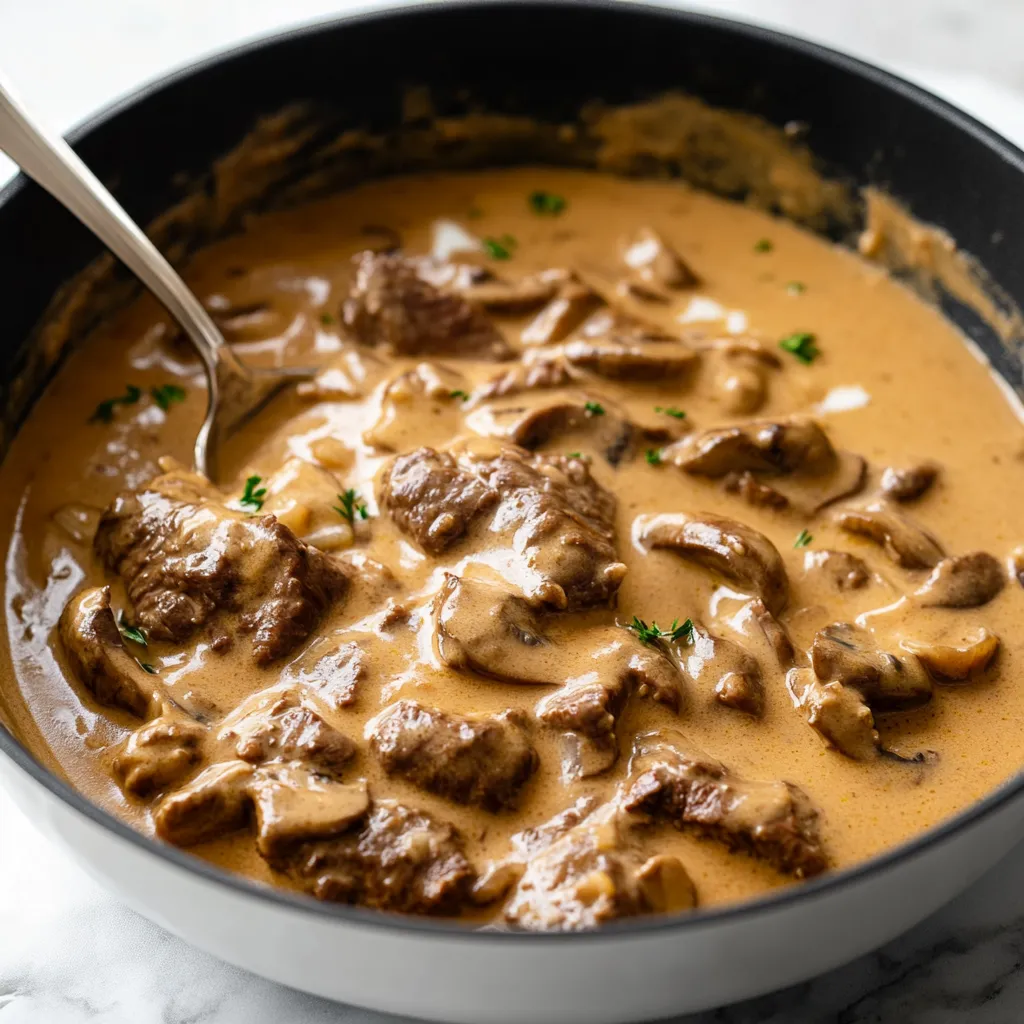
4, 751, 1024, 1023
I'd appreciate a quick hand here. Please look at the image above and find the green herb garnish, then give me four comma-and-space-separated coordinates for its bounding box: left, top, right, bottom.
529, 191, 567, 216
139, 662, 157, 675
583, 401, 605, 416
779, 332, 820, 365
483, 237, 512, 260
628, 616, 694, 646
654, 406, 686, 420
150, 384, 186, 412
117, 612, 147, 647
645, 448, 663, 466
467, 206, 483, 220
786, 281, 806, 295
320, 312, 336, 326
239, 475, 267, 513
450, 389, 470, 401
334, 488, 369, 527
567, 451, 582, 459
754, 238, 774, 253
90, 385, 142, 424
793, 529, 813, 549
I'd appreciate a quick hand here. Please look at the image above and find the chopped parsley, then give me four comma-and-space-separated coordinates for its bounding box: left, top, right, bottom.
779, 332, 820, 365
793, 529, 813, 549
320, 312, 336, 326
139, 662, 157, 675
567, 451, 582, 459
467, 206, 483, 220
483, 235, 516, 260
754, 238, 774, 253
786, 281, 806, 295
628, 616, 694, 646
583, 401, 605, 416
239, 474, 267, 513
150, 384, 186, 412
654, 406, 686, 420
645, 448, 663, 466
89, 385, 142, 424
334, 488, 369, 527
449, 389, 470, 401
529, 191, 567, 216
117, 612, 147, 647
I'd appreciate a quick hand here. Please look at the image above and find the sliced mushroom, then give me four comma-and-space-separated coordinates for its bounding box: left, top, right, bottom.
748, 597, 795, 670
685, 622, 764, 715
622, 227, 699, 290
802, 549, 872, 591
521, 276, 600, 345
459, 269, 564, 312
787, 668, 880, 761
639, 512, 788, 614
478, 355, 579, 400
835, 501, 944, 569
811, 623, 932, 711
722, 471, 789, 510
434, 574, 553, 685
701, 338, 781, 416
914, 552, 1005, 608
880, 462, 939, 502
901, 629, 1000, 681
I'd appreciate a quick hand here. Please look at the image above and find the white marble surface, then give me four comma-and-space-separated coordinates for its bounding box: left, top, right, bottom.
3, 2, 1024, 1021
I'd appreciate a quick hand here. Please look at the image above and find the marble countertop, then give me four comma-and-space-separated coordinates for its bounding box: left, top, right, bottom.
3, 2, 1024, 1021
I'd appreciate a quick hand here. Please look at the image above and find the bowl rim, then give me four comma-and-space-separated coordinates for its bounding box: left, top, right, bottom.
3, 0, 1024, 943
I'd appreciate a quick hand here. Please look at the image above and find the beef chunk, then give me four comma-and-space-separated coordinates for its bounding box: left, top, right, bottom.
639, 512, 788, 615
787, 668, 880, 761
379, 442, 626, 609
880, 463, 939, 502
914, 552, 1005, 608
433, 574, 553, 684
504, 802, 695, 931
369, 700, 538, 810
114, 712, 205, 796
59, 586, 162, 718
622, 729, 827, 877
342, 251, 512, 360
377, 447, 500, 555
835, 500, 944, 569
251, 766, 369, 860
289, 802, 475, 914
285, 639, 367, 710
218, 692, 356, 775
94, 469, 349, 664
154, 760, 256, 846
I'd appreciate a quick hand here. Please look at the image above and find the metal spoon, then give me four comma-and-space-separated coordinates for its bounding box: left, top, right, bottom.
0, 76, 315, 481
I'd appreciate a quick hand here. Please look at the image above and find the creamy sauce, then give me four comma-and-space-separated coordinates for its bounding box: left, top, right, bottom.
3, 167, 1024, 923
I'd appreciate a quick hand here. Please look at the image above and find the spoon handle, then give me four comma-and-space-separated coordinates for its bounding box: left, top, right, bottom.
0, 76, 224, 375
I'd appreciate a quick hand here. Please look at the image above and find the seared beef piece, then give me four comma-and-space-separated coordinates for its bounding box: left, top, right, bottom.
640, 512, 788, 615
466, 392, 672, 467
880, 463, 939, 502
60, 586, 163, 718
504, 802, 695, 931
342, 251, 512, 360
802, 549, 871, 591
478, 356, 578, 399
218, 693, 356, 775
684, 623, 764, 716
902, 629, 1000, 681
787, 668, 880, 761
622, 729, 827, 878
290, 802, 475, 914
723, 470, 789, 509
835, 501, 944, 569
369, 700, 538, 811
95, 472, 349, 664
810, 623, 932, 711
250, 766, 369, 860
287, 640, 367, 710
537, 676, 626, 749
380, 442, 626, 609
433, 574, 553, 684
914, 552, 1005, 608
114, 713, 205, 796
154, 760, 256, 846
377, 447, 500, 555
